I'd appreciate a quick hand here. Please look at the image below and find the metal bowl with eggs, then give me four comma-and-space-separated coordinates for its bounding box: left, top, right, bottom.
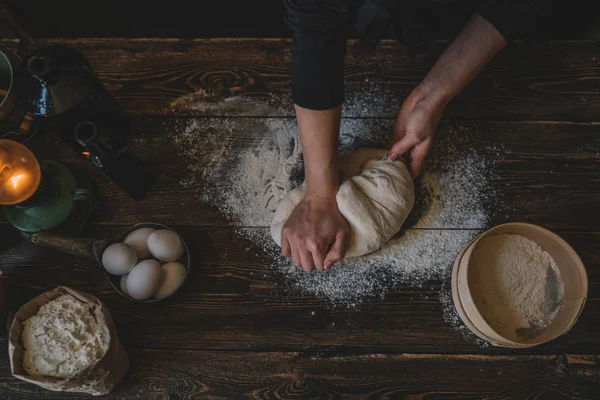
103, 223, 190, 302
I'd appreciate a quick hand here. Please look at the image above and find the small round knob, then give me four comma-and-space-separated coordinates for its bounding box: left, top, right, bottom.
27, 55, 51, 78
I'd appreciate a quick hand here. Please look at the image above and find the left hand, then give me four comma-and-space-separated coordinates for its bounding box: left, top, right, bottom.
280, 193, 349, 273
388, 85, 446, 177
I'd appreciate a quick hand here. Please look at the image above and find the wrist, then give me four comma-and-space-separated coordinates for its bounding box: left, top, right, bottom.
305, 180, 338, 200
305, 182, 338, 200
304, 164, 339, 198
416, 80, 453, 109
304, 192, 338, 208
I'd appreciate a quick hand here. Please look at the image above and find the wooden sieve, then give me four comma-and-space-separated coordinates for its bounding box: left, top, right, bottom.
451, 222, 588, 348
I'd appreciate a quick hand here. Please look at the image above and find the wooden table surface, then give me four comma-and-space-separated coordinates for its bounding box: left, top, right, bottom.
0, 38, 599, 399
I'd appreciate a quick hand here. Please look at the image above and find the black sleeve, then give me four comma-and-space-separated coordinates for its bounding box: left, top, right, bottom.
284, 0, 357, 110
477, 0, 554, 41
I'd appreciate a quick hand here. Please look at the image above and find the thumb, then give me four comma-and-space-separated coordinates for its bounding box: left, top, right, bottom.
324, 231, 349, 269
389, 134, 419, 161
408, 141, 429, 178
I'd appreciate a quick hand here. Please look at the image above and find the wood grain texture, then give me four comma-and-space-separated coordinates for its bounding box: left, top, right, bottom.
5, 117, 597, 230
4, 39, 600, 120
0, 226, 597, 355
1, 39, 599, 398
0, 349, 597, 399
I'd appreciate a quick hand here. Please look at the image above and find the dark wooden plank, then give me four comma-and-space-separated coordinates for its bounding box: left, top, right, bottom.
4, 39, 600, 120
1, 37, 597, 398
0, 226, 598, 355
0, 349, 597, 399
7, 118, 598, 230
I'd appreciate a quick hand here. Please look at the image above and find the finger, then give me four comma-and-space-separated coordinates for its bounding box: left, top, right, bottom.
390, 99, 414, 144
324, 231, 349, 269
311, 246, 326, 272
290, 241, 301, 267
389, 119, 407, 146
389, 135, 419, 161
408, 141, 430, 178
281, 235, 291, 257
300, 249, 316, 273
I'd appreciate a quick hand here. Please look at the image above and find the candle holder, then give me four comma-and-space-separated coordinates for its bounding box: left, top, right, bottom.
0, 139, 94, 234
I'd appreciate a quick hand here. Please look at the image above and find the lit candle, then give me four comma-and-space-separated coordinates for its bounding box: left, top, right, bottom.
0, 140, 41, 205
9, 171, 28, 193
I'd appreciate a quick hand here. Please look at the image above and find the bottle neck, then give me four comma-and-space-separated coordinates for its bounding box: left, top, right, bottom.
27, 55, 57, 85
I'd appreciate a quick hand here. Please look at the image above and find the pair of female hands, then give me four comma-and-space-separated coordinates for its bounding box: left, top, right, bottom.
280, 86, 445, 272
280, 13, 507, 272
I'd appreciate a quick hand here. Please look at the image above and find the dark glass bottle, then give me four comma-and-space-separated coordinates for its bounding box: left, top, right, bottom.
16, 45, 154, 200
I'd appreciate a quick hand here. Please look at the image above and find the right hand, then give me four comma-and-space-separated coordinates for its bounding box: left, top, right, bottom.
281, 194, 349, 272
388, 85, 445, 177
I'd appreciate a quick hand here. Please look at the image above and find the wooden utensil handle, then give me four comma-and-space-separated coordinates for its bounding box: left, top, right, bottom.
29, 232, 100, 260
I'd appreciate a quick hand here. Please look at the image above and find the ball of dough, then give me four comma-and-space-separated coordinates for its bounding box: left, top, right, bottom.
270, 148, 414, 258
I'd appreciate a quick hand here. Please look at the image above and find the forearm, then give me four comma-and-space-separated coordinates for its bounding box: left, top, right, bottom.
419, 13, 506, 106
295, 104, 341, 199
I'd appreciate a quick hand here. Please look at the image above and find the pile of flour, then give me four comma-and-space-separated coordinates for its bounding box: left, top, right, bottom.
168, 115, 500, 309
469, 233, 564, 341
22, 294, 105, 378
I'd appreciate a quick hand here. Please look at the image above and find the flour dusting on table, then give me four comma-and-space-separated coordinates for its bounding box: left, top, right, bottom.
168, 114, 500, 313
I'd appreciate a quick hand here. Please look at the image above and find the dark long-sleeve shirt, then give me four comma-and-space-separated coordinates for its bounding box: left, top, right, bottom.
285, 0, 553, 110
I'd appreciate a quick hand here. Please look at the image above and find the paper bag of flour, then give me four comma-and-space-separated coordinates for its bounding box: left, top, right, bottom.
8, 286, 129, 396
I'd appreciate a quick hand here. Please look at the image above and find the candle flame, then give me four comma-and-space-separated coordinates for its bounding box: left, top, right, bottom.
10, 174, 26, 189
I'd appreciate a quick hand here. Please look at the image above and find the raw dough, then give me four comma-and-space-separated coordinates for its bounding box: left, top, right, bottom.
270, 148, 415, 257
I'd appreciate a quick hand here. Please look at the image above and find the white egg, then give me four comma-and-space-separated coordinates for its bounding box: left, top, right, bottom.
126, 260, 162, 300
123, 227, 156, 259
154, 262, 187, 300
147, 229, 184, 262
120, 274, 130, 296
102, 243, 138, 275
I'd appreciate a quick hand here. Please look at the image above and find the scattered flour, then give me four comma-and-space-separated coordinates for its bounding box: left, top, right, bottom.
169, 90, 404, 118
168, 116, 499, 312
469, 233, 564, 341
439, 288, 491, 348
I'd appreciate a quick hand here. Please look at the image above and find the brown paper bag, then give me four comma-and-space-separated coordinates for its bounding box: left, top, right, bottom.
9, 286, 129, 396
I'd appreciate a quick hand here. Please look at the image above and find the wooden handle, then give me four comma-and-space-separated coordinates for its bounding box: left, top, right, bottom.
29, 232, 106, 261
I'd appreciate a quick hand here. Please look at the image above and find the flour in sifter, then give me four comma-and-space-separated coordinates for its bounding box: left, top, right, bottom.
469, 233, 564, 341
